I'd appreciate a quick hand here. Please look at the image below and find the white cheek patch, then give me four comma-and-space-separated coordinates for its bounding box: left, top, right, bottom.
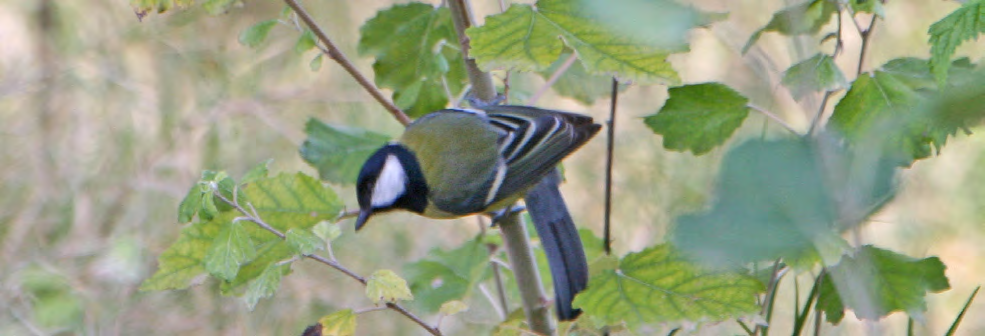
371, 155, 408, 207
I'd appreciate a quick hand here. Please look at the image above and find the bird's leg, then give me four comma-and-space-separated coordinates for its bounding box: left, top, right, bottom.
487, 204, 527, 227
466, 91, 506, 108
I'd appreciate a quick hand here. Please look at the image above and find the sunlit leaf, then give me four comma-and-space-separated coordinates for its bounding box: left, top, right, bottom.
366, 269, 414, 304
319, 309, 357, 336
781, 53, 847, 97
468, 0, 690, 84
358, 3, 465, 116
141, 213, 229, 291
928, 0, 985, 86
299, 119, 391, 184
239, 20, 278, 48
286, 228, 324, 255
817, 245, 950, 323
204, 221, 256, 281
743, 0, 838, 53
644, 83, 749, 155
244, 263, 288, 310
572, 244, 763, 327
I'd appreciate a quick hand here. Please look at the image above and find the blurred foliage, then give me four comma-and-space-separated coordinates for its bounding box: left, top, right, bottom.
2, 0, 985, 335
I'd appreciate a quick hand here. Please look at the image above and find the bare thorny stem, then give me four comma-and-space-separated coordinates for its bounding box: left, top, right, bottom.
282, 0, 411, 126
212, 188, 442, 336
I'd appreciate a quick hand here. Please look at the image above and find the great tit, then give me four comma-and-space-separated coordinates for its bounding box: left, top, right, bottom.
355, 105, 600, 320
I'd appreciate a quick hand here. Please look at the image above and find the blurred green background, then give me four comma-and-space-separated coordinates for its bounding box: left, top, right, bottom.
1, 0, 983, 335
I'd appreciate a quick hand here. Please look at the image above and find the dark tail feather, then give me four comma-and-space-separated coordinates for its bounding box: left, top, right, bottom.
525, 169, 589, 321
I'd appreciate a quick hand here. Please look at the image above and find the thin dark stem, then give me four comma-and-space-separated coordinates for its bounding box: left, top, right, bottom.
213, 190, 441, 336
282, 0, 411, 126
603, 78, 618, 255
792, 271, 824, 336
856, 15, 878, 75
756, 259, 784, 335
807, 90, 834, 136
487, 243, 510, 319
812, 272, 825, 336
446, 0, 498, 102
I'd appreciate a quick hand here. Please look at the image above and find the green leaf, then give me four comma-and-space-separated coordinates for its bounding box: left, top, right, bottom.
318, 309, 357, 336
310, 53, 324, 72
130, 0, 194, 16
220, 240, 294, 295
849, 0, 885, 17
295, 30, 317, 54
18, 267, 84, 328
178, 183, 203, 223
204, 221, 257, 281
141, 213, 229, 291
816, 245, 950, 324
468, 0, 686, 84
403, 236, 490, 312
572, 244, 763, 327
313, 221, 342, 242
366, 269, 414, 304
827, 58, 985, 166
241, 159, 271, 185
743, 0, 838, 53
580, 0, 720, 51
200, 191, 219, 220
239, 20, 278, 48
286, 228, 324, 255
358, 3, 465, 116
670, 138, 859, 266
244, 263, 288, 311
928, 0, 985, 86
781, 53, 848, 97
299, 119, 391, 184
946, 286, 981, 336
643, 83, 749, 155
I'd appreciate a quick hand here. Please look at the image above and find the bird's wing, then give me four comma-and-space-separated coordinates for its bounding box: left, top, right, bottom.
483, 106, 601, 205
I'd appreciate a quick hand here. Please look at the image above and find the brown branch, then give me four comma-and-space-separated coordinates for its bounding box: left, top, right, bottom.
603, 78, 618, 256
447, 0, 498, 103
283, 0, 411, 126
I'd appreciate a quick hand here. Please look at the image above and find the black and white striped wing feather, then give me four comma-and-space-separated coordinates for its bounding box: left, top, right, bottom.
481, 106, 601, 206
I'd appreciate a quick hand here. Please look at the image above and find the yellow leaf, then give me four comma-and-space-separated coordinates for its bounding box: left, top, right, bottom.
318, 309, 356, 336
365, 270, 413, 304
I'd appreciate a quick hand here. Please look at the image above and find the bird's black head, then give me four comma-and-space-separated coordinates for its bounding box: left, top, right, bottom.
355, 143, 428, 230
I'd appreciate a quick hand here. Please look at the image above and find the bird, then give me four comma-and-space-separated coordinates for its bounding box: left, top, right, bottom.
354, 105, 600, 320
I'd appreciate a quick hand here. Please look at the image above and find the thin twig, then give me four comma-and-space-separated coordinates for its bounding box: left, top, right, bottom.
748, 104, 800, 135
528, 54, 577, 105
283, 0, 411, 126
807, 90, 834, 136
212, 190, 441, 335
447, 0, 498, 102
856, 15, 878, 75
603, 78, 618, 255
755, 259, 785, 335
487, 243, 510, 319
